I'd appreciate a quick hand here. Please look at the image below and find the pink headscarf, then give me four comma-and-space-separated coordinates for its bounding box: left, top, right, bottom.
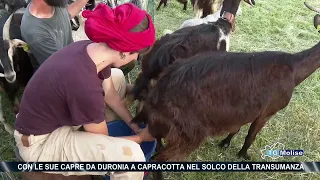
82, 3, 156, 52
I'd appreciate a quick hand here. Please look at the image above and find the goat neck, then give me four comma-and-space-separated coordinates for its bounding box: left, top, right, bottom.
219, 0, 242, 31
293, 41, 320, 86
220, 11, 235, 31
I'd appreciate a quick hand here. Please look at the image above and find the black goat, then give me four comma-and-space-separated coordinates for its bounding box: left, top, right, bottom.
130, 1, 244, 110
0, 7, 34, 116
130, 17, 232, 103
0, 37, 34, 135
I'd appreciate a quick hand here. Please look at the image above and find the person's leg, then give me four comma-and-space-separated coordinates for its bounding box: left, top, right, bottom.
14, 126, 145, 179
104, 68, 132, 122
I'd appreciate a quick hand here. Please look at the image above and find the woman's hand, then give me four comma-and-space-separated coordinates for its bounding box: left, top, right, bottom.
137, 127, 155, 142
129, 122, 141, 134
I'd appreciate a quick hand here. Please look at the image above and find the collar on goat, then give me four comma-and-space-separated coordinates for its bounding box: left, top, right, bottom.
221, 11, 235, 32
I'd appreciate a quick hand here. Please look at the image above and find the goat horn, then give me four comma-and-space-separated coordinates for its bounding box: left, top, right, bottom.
304, 1, 320, 14
243, 0, 255, 7
3, 13, 13, 40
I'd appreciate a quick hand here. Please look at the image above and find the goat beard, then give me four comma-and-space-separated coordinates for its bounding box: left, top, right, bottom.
44, 0, 68, 7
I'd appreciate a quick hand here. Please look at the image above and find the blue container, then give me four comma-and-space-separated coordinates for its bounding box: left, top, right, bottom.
104, 120, 157, 180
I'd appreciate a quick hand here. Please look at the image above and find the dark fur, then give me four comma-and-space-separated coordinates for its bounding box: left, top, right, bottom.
314, 14, 320, 32
156, 0, 195, 11
0, 40, 34, 114
0, 7, 35, 114
68, 0, 96, 31
131, 0, 247, 104
0, 0, 27, 13
0, 0, 95, 113
135, 39, 320, 162
130, 18, 232, 103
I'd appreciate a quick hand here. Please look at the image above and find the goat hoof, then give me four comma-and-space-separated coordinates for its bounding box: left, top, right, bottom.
218, 140, 230, 148
219, 141, 230, 148
237, 151, 250, 160
13, 105, 20, 115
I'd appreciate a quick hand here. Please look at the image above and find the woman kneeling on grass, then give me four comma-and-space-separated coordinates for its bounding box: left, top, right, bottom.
13, 3, 156, 179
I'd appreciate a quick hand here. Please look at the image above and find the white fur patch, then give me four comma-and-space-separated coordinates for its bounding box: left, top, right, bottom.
193, 0, 202, 18
179, 8, 221, 29
217, 28, 230, 52
3, 14, 13, 40
0, 59, 3, 69
211, 0, 223, 13
6, 43, 17, 83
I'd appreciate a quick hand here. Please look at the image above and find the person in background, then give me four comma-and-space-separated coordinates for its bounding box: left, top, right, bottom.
21, 0, 137, 75
21, 0, 89, 69
14, 3, 156, 179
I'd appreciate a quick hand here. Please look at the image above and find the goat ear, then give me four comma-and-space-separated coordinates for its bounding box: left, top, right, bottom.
10, 39, 27, 48
10, 39, 31, 53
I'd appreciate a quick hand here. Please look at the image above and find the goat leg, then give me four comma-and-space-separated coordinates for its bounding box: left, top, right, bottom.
13, 97, 20, 115
0, 95, 14, 135
152, 171, 164, 180
151, 139, 165, 180
176, 0, 188, 11
237, 116, 271, 160
218, 128, 240, 148
156, 0, 164, 10
183, 1, 187, 10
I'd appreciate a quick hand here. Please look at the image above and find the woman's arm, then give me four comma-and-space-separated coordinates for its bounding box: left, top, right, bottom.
102, 77, 140, 132
67, 0, 89, 18
83, 121, 143, 144
83, 120, 109, 135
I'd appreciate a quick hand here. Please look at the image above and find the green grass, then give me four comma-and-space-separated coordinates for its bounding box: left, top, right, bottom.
1, 0, 320, 179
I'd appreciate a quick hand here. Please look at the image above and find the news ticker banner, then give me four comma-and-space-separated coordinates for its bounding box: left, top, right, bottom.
0, 162, 319, 172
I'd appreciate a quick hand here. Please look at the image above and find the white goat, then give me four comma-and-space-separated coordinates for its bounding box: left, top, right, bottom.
163, 6, 222, 35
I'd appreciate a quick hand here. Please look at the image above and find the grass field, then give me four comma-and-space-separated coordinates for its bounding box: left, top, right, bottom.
1, 0, 320, 179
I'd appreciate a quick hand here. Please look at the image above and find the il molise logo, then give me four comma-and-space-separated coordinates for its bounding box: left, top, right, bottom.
260, 142, 304, 160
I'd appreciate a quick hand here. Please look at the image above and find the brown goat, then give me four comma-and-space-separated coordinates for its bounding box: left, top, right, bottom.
134, 28, 320, 162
